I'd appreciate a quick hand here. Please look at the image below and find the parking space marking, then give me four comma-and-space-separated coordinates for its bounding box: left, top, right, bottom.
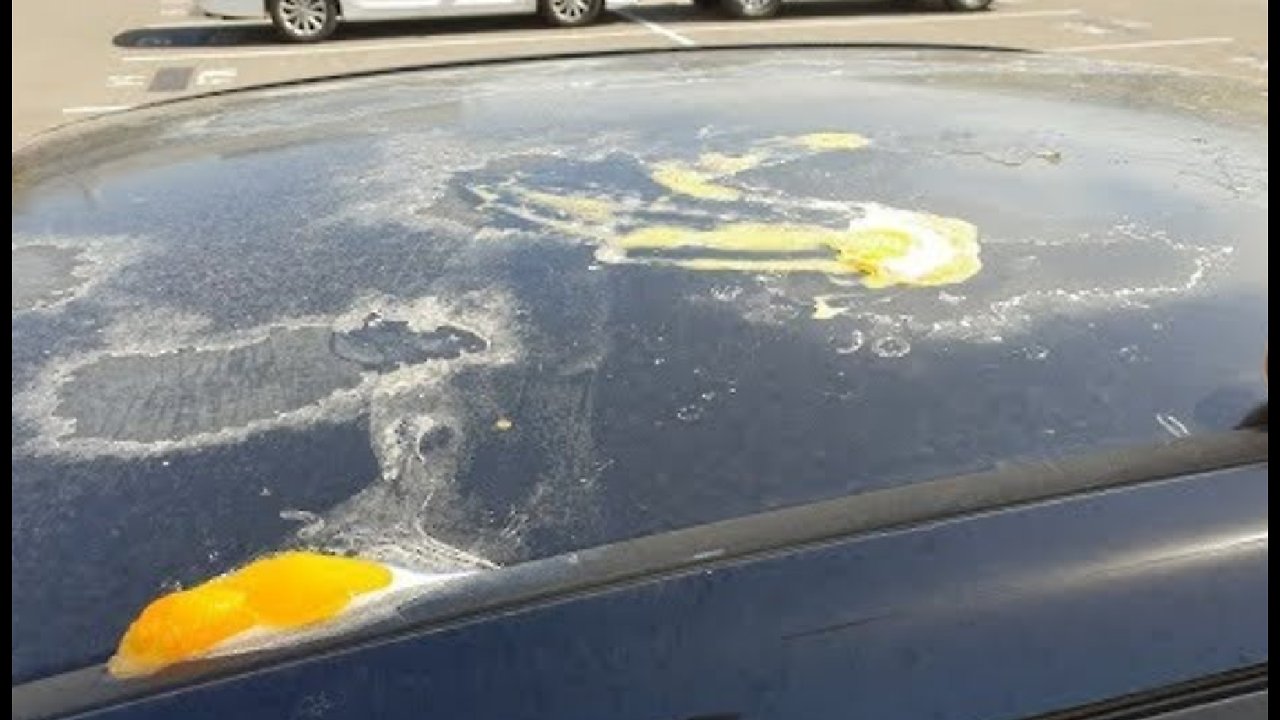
614, 8, 696, 47
106, 74, 147, 88
120, 28, 655, 61
61, 105, 134, 115
1055, 36, 1234, 53
1228, 54, 1268, 72
196, 67, 239, 86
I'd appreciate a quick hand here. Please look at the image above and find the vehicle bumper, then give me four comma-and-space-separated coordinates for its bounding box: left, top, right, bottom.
197, 0, 264, 19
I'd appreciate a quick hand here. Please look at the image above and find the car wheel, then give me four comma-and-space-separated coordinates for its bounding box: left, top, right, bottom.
720, 0, 781, 19
943, 0, 992, 9
539, 0, 604, 27
268, 0, 339, 42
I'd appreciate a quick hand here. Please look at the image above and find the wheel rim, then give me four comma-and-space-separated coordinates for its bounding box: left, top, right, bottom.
739, 0, 772, 12
549, 0, 593, 21
278, 0, 330, 36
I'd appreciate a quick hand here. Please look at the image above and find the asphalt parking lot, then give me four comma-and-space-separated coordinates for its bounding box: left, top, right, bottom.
10, 0, 1269, 148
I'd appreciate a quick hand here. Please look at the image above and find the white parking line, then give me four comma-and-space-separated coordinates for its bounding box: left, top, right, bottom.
1228, 54, 1268, 71
62, 105, 134, 115
196, 67, 239, 86
106, 74, 147, 88
614, 8, 696, 47
1055, 36, 1234, 53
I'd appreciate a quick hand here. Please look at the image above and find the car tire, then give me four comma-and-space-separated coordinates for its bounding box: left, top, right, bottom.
539, 0, 604, 27
691, 0, 720, 10
942, 0, 993, 10
720, 0, 781, 18
268, 0, 339, 42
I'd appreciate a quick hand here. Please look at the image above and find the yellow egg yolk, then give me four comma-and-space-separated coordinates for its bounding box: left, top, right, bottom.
108, 551, 392, 679
608, 207, 981, 289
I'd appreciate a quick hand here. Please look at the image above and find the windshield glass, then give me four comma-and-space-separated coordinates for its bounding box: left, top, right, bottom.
11, 0, 1269, 688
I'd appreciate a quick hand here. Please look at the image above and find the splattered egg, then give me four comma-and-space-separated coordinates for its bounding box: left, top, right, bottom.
471, 131, 982, 298
605, 203, 981, 288
108, 551, 440, 679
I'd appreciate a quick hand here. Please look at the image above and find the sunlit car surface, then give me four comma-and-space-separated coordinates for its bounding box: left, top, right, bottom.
198, 0, 993, 42
11, 48, 1267, 720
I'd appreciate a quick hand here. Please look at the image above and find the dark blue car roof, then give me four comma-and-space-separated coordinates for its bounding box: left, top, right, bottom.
10, 47, 1269, 696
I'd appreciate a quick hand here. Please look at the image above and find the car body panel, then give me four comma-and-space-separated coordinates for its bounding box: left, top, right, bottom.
10, 49, 1268, 710
198, 0, 265, 19
344, 0, 538, 21
198, 0, 548, 21
13, 454, 1269, 719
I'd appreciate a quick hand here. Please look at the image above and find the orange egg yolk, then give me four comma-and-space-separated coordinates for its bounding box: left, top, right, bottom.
108, 551, 392, 679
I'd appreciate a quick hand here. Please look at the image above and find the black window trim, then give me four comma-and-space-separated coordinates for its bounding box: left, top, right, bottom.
1027, 663, 1268, 720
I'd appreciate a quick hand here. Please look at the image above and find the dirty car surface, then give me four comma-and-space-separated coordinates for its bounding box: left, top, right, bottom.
10, 48, 1269, 719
